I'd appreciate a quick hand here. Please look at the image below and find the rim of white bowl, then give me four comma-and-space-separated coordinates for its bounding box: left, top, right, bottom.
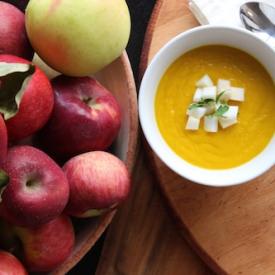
139, 25, 275, 187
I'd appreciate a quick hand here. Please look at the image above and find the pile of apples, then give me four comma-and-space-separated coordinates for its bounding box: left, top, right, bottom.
0, 0, 131, 273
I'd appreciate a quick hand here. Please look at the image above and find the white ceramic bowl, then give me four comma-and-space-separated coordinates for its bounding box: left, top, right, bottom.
139, 25, 275, 187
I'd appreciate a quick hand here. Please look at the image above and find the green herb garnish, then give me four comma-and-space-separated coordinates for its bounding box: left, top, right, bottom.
214, 104, 229, 117
202, 98, 215, 104
216, 90, 226, 103
188, 103, 202, 110
188, 98, 215, 110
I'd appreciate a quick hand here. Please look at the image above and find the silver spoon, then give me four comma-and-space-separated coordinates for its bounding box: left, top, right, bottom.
240, 2, 275, 45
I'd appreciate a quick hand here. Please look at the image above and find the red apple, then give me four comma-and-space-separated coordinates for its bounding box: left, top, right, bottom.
0, 145, 69, 228
0, 215, 74, 272
38, 76, 121, 158
0, 250, 27, 275
0, 2, 33, 59
63, 151, 130, 217
0, 55, 54, 141
0, 115, 8, 164
14, 215, 74, 272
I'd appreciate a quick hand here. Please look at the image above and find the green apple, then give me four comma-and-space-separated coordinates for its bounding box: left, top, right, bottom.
25, 0, 130, 76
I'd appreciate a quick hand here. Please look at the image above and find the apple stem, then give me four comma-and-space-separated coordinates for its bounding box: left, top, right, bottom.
82, 96, 92, 104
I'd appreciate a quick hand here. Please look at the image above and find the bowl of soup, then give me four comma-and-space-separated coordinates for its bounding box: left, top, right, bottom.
139, 26, 275, 187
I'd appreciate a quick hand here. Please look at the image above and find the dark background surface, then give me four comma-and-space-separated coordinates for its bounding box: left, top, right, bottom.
68, 0, 156, 274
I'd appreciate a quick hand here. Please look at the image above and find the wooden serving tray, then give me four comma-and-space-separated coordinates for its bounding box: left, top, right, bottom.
140, 1, 275, 275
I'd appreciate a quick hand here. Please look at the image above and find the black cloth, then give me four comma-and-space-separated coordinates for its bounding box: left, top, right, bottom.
68, 1, 156, 274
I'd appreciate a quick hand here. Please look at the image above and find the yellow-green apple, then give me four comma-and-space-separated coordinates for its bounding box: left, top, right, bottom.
0, 215, 74, 272
0, 2, 33, 60
38, 76, 121, 158
25, 0, 131, 76
0, 251, 27, 275
0, 146, 69, 227
0, 55, 54, 141
63, 151, 130, 217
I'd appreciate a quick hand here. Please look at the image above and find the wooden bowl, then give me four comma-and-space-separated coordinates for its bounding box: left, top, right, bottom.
33, 52, 138, 274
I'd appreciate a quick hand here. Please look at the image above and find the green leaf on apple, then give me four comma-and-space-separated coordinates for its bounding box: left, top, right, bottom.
0, 62, 35, 120
0, 169, 9, 203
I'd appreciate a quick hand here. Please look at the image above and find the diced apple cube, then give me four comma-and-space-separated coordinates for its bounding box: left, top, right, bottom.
218, 106, 239, 128
196, 74, 213, 88
204, 116, 218, 132
185, 116, 200, 130
223, 106, 239, 119
193, 88, 203, 102
230, 87, 245, 102
202, 86, 217, 100
217, 79, 231, 93
219, 118, 237, 128
187, 107, 207, 119
217, 90, 231, 102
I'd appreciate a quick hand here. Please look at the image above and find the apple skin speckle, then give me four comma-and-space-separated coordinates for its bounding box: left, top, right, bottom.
0, 145, 69, 228
63, 151, 130, 217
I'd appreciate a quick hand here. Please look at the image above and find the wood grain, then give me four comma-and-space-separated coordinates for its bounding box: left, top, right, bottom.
139, 0, 275, 275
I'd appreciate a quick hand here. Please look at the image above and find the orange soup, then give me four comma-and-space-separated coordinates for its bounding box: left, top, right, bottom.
155, 45, 275, 169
